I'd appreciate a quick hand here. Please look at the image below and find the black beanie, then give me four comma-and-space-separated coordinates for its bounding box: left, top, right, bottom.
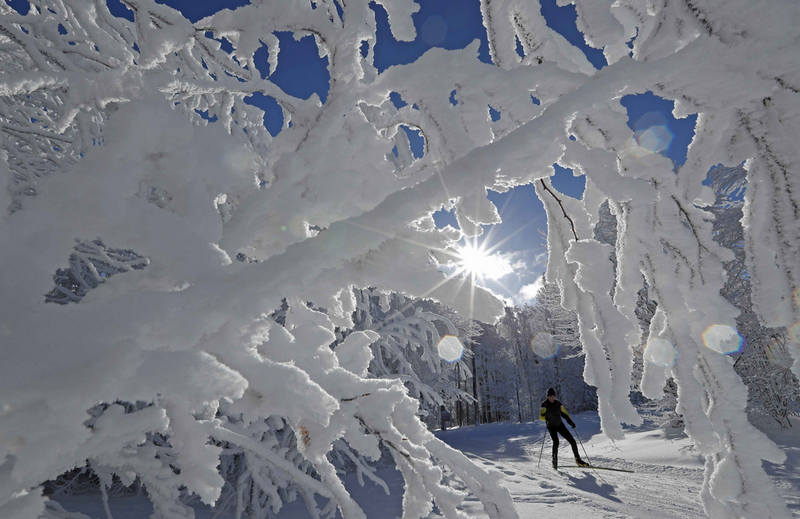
547, 387, 556, 396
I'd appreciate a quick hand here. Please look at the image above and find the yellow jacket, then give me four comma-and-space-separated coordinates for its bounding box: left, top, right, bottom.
539, 398, 574, 428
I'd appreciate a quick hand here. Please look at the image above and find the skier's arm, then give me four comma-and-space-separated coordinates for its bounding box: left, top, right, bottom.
539, 407, 547, 421
560, 406, 576, 428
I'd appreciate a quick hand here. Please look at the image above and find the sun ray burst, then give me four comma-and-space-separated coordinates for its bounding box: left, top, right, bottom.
454, 241, 512, 282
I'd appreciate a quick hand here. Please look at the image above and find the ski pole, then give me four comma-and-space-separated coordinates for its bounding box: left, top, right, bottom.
574, 428, 609, 484
575, 428, 593, 467
536, 428, 547, 468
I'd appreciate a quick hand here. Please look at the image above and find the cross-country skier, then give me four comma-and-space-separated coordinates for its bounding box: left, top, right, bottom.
539, 388, 588, 470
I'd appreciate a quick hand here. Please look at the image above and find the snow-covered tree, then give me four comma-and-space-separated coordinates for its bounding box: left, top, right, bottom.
471, 322, 519, 424
0, 1, 515, 518
495, 284, 593, 423
493, 0, 799, 515
705, 165, 800, 429
411, 297, 485, 427
2, 0, 799, 518
528, 282, 595, 413
349, 288, 475, 430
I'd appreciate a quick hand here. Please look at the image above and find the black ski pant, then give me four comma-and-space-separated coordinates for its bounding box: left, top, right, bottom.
548, 424, 579, 463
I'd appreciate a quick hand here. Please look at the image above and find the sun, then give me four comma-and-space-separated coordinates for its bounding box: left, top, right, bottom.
454, 243, 511, 280
457, 244, 491, 277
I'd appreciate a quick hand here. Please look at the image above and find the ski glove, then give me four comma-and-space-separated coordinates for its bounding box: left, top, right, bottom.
569, 421, 576, 429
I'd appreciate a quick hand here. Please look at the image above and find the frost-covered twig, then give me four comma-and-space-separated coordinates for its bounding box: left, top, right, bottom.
540, 178, 579, 242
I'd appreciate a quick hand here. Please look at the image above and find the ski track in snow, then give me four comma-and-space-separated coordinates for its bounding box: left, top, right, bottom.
446, 417, 707, 519
55, 413, 800, 519
443, 412, 800, 519
465, 455, 706, 518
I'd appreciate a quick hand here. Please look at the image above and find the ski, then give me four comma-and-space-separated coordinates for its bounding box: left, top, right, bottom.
558, 465, 634, 473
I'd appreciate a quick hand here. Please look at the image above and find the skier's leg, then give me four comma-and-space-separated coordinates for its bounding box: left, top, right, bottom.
548, 426, 559, 467
558, 424, 583, 462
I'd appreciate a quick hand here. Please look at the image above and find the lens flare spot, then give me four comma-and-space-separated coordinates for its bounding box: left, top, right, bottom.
633, 111, 673, 151
624, 111, 674, 164
531, 333, 559, 359
789, 321, 800, 344
421, 15, 447, 46
437, 335, 464, 362
624, 137, 662, 166
636, 125, 672, 153
702, 325, 744, 355
644, 338, 678, 367
793, 287, 800, 307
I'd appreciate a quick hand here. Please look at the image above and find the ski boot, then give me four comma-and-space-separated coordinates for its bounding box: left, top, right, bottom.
575, 458, 590, 467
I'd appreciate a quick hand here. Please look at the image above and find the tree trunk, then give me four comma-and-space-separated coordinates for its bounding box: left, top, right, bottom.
515, 342, 524, 422
456, 363, 463, 426
472, 353, 480, 425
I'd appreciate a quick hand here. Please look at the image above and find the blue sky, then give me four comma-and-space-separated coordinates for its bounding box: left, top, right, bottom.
9, 0, 697, 306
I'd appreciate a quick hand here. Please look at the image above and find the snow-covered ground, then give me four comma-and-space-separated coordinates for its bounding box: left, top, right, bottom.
55, 412, 800, 519
444, 415, 707, 519
446, 413, 800, 518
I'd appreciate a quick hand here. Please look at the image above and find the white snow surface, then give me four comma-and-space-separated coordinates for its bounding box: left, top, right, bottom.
54, 414, 800, 519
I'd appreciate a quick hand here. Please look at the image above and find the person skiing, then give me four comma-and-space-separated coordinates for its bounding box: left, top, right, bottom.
539, 388, 588, 469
